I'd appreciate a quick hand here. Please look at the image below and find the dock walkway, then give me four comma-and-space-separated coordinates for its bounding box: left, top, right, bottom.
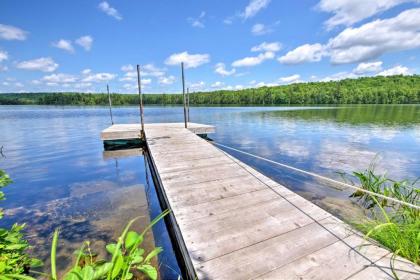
102, 123, 419, 280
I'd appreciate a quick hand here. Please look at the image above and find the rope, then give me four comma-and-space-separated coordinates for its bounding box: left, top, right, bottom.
210, 141, 420, 210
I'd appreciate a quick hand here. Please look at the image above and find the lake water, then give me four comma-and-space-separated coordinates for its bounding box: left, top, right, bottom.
0, 105, 419, 278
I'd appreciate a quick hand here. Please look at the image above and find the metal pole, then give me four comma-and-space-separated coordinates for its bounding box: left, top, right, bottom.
181, 62, 187, 128
187, 87, 190, 122
137, 64, 145, 138
107, 84, 114, 125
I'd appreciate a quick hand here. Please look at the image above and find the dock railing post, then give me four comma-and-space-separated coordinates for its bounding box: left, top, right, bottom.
107, 84, 114, 125
137, 64, 145, 139
187, 87, 190, 122
181, 62, 187, 128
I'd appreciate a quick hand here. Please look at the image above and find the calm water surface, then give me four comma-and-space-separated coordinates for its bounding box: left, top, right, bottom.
0, 105, 419, 277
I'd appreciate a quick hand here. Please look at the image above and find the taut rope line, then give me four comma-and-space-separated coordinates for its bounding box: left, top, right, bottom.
210, 141, 420, 210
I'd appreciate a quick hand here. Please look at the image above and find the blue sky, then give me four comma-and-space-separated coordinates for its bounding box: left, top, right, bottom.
0, 0, 419, 93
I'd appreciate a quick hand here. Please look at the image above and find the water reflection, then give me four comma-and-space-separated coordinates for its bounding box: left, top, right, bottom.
0, 105, 419, 277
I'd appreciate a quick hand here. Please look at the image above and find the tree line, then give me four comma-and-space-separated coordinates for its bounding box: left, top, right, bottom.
1, 75, 419, 105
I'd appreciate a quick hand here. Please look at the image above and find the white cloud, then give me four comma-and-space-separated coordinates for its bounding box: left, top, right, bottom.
353, 61, 383, 74
251, 23, 272, 35
188, 11, 206, 28
121, 64, 134, 72
278, 43, 326, 64
317, 0, 413, 30
377, 65, 412, 76
42, 73, 78, 83
189, 81, 205, 91
52, 39, 74, 53
328, 8, 420, 64
98, 1, 122, 20
279, 74, 301, 84
214, 63, 236, 76
0, 50, 8, 62
76, 36, 93, 51
251, 41, 282, 52
16, 57, 58, 72
31, 80, 41, 85
320, 71, 358, 81
159, 75, 176, 85
232, 51, 274, 67
82, 72, 116, 82
81, 69, 92, 75
14, 82, 24, 88
0, 24, 27, 40
0, 65, 7, 72
211, 81, 224, 88
242, 0, 271, 19
142, 64, 165, 77
165, 51, 210, 68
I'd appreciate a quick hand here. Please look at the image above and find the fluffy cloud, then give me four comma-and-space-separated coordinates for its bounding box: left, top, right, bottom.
279, 74, 301, 84
165, 51, 210, 68
42, 73, 78, 83
211, 81, 224, 88
232, 51, 274, 67
0, 50, 8, 62
242, 0, 271, 19
82, 72, 116, 82
251, 41, 282, 52
159, 75, 176, 85
121, 64, 134, 72
0, 24, 27, 40
98, 1, 122, 20
320, 71, 358, 82
278, 43, 326, 64
188, 11, 206, 28
76, 36, 93, 51
251, 23, 271, 35
317, 0, 413, 29
328, 8, 420, 64
214, 63, 236, 76
16, 57, 58, 72
377, 65, 412, 76
142, 64, 165, 77
353, 61, 383, 74
52, 39, 74, 53
189, 81, 205, 91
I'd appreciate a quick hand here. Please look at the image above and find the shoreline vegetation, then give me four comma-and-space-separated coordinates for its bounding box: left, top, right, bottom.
0, 75, 419, 106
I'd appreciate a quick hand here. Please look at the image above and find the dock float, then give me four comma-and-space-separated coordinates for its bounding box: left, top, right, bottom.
101, 123, 419, 280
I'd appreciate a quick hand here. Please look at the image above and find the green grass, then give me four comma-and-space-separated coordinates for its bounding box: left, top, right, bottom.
346, 165, 420, 268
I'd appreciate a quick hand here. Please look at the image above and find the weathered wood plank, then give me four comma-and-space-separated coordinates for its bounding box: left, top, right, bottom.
100, 122, 420, 280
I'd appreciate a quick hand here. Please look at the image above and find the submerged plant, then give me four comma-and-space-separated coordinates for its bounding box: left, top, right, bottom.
0, 170, 43, 277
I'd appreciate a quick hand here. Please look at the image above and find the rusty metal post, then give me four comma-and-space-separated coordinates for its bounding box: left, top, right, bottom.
107, 84, 114, 125
137, 64, 145, 138
181, 62, 187, 128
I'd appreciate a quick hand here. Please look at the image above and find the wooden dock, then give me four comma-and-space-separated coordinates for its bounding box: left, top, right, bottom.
101, 123, 420, 280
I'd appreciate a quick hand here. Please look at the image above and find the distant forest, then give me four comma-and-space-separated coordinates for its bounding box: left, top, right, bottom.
1, 75, 419, 105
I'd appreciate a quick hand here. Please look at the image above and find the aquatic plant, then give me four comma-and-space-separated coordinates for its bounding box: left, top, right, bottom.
0, 170, 43, 276
346, 165, 420, 267
55, 209, 169, 280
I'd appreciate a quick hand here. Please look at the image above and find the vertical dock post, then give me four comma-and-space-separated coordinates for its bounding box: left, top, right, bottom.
181, 62, 187, 128
137, 64, 145, 138
107, 84, 114, 125
187, 87, 190, 122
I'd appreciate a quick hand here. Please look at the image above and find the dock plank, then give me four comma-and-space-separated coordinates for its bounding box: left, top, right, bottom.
101, 123, 419, 279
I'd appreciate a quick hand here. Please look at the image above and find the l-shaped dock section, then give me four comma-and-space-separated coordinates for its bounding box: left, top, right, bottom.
101, 123, 419, 280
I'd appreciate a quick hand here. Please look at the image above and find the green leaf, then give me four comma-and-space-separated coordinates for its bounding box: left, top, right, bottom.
93, 263, 112, 279
0, 262, 5, 273
51, 229, 59, 280
137, 264, 158, 280
81, 265, 95, 280
144, 247, 163, 263
125, 231, 140, 250
64, 271, 83, 280
2, 275, 36, 280
30, 258, 43, 268
111, 254, 124, 279
105, 243, 119, 255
